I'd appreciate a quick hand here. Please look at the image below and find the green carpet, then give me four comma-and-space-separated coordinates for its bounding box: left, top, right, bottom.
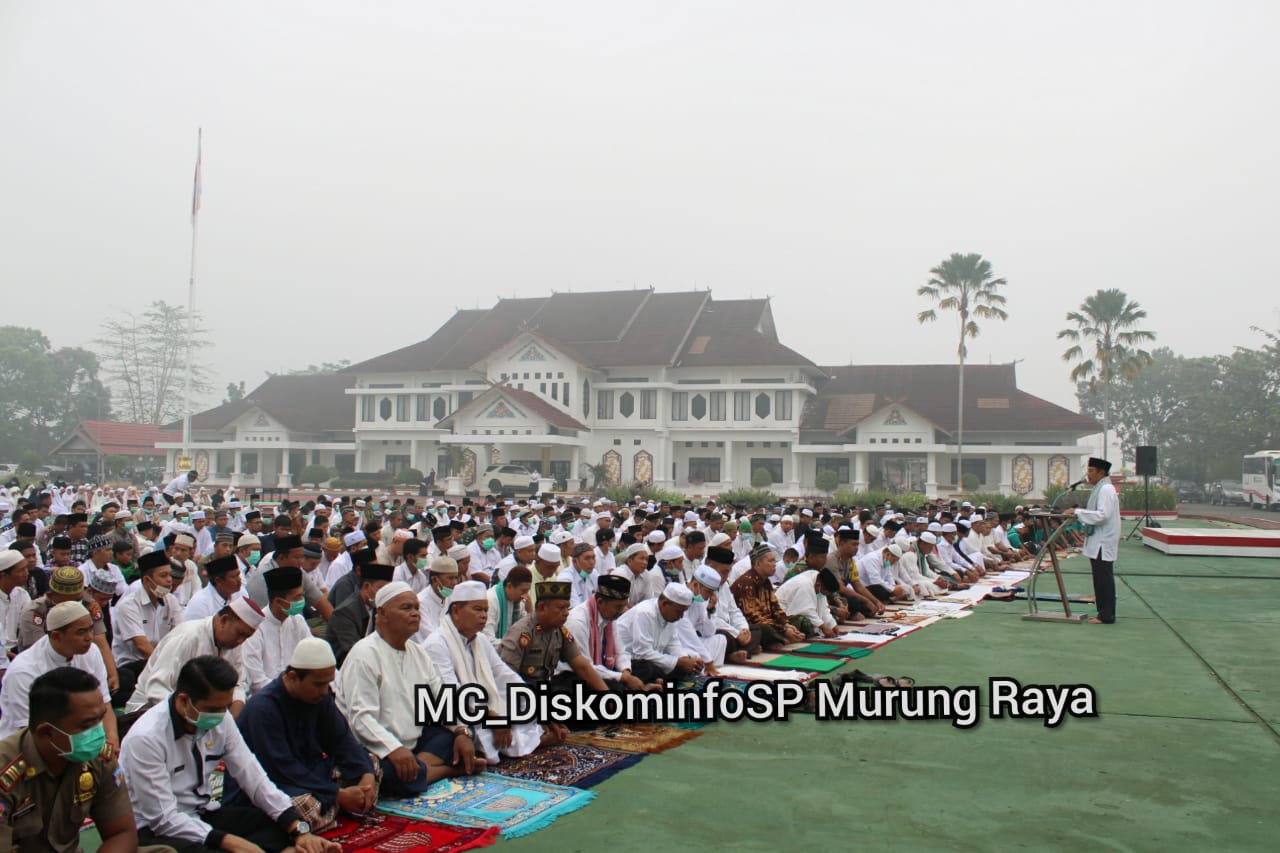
515, 541, 1280, 851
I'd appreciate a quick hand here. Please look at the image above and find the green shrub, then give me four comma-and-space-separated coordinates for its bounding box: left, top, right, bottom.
814, 470, 840, 494
717, 487, 781, 509
395, 467, 425, 485
961, 472, 981, 492
831, 490, 928, 511
1120, 484, 1176, 511
1042, 484, 1068, 507
750, 467, 776, 488
18, 450, 42, 473
331, 472, 394, 489
967, 492, 1022, 514
604, 483, 686, 506
298, 464, 334, 486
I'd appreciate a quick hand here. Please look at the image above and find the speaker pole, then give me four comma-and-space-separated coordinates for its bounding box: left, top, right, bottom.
1126, 472, 1159, 540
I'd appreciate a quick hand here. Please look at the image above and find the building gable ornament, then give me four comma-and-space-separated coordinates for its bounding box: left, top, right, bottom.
516, 343, 548, 363
253, 413, 269, 427
883, 407, 907, 426
486, 400, 518, 419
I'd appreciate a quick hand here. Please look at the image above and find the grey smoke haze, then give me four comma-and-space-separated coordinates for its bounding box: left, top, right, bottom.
2, 0, 1277, 412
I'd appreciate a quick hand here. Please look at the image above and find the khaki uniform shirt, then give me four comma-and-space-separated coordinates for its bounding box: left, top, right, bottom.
0, 730, 139, 853
497, 613, 583, 683
16, 596, 107, 653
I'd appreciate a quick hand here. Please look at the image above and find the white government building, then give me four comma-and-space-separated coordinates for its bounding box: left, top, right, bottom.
159, 288, 1099, 498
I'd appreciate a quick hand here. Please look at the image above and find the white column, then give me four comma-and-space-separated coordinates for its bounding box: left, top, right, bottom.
786, 449, 802, 496
233, 449, 243, 478
722, 440, 734, 489
278, 448, 293, 488
852, 451, 869, 492
999, 454, 1013, 495
567, 444, 583, 492
925, 452, 938, 497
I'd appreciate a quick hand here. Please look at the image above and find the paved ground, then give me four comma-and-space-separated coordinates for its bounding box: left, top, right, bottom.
1181, 501, 1280, 527
521, 527, 1280, 852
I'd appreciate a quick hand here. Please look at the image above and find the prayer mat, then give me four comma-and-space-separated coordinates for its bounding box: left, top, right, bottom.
566, 723, 703, 754
759, 654, 847, 673
377, 773, 594, 839
490, 742, 644, 789
792, 643, 873, 659
320, 811, 499, 852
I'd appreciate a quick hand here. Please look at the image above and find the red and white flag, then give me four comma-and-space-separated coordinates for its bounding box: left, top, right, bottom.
191, 128, 203, 224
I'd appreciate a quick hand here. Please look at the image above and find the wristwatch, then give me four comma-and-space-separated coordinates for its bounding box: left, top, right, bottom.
289, 820, 311, 841
451, 725, 471, 738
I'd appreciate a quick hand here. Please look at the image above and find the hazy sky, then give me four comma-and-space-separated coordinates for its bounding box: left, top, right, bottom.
3, 0, 1277, 413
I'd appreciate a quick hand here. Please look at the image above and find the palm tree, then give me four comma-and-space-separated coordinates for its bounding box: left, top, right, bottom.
917, 253, 1009, 490
1058, 288, 1156, 461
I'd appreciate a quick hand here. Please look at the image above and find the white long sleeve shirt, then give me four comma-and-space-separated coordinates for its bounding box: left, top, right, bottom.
125, 617, 249, 713
776, 571, 836, 631
241, 611, 312, 695
338, 632, 445, 758
0, 635, 110, 738
120, 698, 295, 846
1074, 479, 1121, 561
616, 598, 689, 674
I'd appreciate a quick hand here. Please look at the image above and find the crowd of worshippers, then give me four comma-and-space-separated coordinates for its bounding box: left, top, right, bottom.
0, 481, 1083, 851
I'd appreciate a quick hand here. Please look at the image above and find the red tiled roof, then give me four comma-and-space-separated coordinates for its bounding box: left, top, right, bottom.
51, 421, 171, 456
436, 383, 588, 433
803, 364, 1099, 435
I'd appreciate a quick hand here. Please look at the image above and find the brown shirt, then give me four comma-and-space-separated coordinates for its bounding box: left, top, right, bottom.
17, 596, 107, 653
730, 569, 789, 634
497, 613, 582, 684
0, 730, 134, 853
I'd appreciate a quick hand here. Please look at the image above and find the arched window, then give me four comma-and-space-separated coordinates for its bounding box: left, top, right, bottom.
433, 397, 447, 420
691, 394, 707, 420
755, 393, 771, 418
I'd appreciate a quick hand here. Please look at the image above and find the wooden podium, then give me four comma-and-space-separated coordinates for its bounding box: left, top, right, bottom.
1022, 511, 1088, 624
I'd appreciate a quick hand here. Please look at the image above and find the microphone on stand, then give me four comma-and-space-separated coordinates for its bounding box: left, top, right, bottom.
1067, 479, 1086, 491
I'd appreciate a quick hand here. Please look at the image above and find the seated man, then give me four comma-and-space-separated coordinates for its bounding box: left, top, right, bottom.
326, 562, 392, 668
855, 544, 910, 602
424, 581, 550, 764
124, 597, 264, 717
775, 568, 841, 638
702, 546, 760, 663
498, 582, 610, 705
112, 550, 184, 683
121, 655, 337, 852
229, 639, 376, 834
557, 543, 597, 607
729, 545, 805, 650
414, 557, 462, 642
0, 667, 164, 852
183, 556, 244, 621
564, 574, 655, 690
241, 568, 313, 696
611, 543, 663, 605
0, 604, 119, 758
678, 566, 728, 669
614, 583, 705, 684
244, 535, 334, 623
338, 582, 479, 796
483, 566, 531, 646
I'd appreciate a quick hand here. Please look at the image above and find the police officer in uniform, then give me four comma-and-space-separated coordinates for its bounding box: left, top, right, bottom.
497, 581, 610, 696
0, 666, 173, 852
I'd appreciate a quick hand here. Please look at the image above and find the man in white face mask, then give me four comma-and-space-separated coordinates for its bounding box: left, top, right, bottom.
112, 550, 185, 678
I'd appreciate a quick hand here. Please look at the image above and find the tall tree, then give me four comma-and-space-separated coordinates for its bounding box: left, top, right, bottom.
96, 300, 213, 424
0, 327, 110, 459
1058, 288, 1156, 461
916, 252, 1009, 489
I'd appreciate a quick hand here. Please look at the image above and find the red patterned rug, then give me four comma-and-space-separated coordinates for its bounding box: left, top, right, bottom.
320, 811, 499, 852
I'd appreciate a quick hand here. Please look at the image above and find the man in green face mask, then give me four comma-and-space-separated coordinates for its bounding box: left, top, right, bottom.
122, 655, 338, 852
241, 568, 311, 696
0, 666, 166, 852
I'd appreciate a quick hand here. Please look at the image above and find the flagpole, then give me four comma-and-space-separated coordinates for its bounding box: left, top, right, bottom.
182, 128, 202, 470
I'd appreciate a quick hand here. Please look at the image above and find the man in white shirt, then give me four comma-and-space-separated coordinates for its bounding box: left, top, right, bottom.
120, 655, 335, 852
111, 550, 184, 677
466, 526, 501, 584
241, 567, 312, 696
702, 546, 759, 663
414, 556, 462, 643
563, 575, 650, 690
392, 538, 431, 594
775, 568, 840, 638
338, 582, 480, 795
615, 583, 704, 684
612, 543, 664, 606
161, 470, 197, 505
184, 555, 244, 620
0, 549, 32, 654
0, 603, 118, 752
424, 581, 548, 764
1064, 456, 1121, 624
856, 545, 910, 603
557, 542, 598, 607
124, 596, 265, 715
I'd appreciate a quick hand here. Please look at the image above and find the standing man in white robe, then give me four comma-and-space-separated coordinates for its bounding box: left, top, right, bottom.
1064, 457, 1121, 625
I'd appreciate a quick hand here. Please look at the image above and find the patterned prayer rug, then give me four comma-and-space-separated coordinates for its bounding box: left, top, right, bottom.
378, 773, 594, 839
566, 722, 704, 754
319, 811, 499, 852
792, 643, 873, 659
490, 742, 644, 788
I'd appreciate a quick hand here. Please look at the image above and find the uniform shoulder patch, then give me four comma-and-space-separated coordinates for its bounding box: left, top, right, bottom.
87, 601, 104, 621
518, 633, 531, 648
31, 615, 42, 627
561, 626, 573, 641
0, 756, 28, 792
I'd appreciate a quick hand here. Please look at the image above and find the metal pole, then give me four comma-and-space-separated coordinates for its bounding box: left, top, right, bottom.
182, 128, 201, 470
